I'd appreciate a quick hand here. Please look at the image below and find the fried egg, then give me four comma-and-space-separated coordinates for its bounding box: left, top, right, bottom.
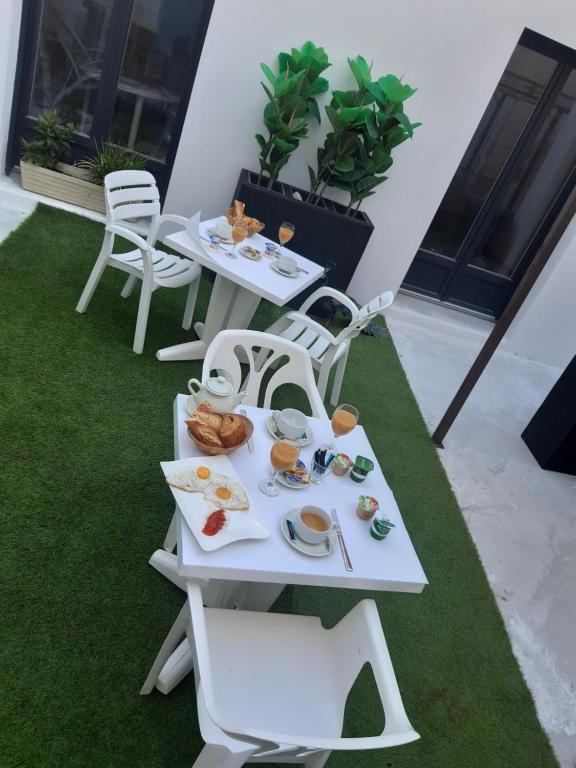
203, 474, 249, 510
167, 465, 213, 492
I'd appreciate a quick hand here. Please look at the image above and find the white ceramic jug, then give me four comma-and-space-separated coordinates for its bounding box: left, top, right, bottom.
187, 374, 244, 412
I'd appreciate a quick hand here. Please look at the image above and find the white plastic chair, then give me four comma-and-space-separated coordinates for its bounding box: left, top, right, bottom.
141, 582, 420, 768
265, 288, 394, 405
203, 329, 329, 419
76, 170, 201, 354
160, 329, 328, 555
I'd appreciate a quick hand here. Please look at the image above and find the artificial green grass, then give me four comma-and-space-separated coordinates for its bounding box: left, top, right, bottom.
0, 204, 558, 768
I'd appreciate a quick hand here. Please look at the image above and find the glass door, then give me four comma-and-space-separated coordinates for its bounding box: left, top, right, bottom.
8, 0, 214, 194
403, 30, 576, 318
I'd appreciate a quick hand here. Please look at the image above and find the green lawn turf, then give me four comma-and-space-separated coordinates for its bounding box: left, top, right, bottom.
0, 205, 558, 768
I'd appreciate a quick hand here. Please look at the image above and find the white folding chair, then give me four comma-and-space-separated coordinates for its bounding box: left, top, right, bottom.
161, 329, 328, 555
265, 288, 394, 405
141, 582, 420, 768
76, 170, 201, 354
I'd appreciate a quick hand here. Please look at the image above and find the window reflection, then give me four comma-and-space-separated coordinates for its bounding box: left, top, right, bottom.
470, 70, 576, 276
420, 45, 556, 260
110, 0, 204, 162
29, 0, 113, 134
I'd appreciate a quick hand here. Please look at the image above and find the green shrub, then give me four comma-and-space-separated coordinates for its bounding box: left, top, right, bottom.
78, 139, 147, 185
20, 111, 75, 169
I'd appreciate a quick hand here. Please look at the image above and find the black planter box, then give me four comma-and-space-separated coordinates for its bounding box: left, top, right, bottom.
522, 355, 576, 476
232, 169, 374, 306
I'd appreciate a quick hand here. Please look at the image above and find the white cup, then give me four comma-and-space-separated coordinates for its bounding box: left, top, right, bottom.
215, 221, 233, 240
277, 253, 297, 274
293, 506, 333, 544
273, 408, 308, 439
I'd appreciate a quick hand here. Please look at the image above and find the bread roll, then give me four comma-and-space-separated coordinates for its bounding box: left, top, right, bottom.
219, 414, 245, 447
193, 411, 223, 431
187, 420, 223, 448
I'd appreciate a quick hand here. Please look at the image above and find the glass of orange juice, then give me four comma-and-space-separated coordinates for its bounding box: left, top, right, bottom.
230, 224, 248, 259
330, 404, 359, 449
278, 221, 295, 258
259, 440, 299, 496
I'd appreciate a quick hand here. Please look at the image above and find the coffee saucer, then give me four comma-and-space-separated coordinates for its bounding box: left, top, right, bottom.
270, 261, 299, 278
280, 511, 334, 557
266, 414, 313, 446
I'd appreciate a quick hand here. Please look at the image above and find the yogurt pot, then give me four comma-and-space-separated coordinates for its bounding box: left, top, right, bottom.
350, 455, 374, 483
356, 495, 379, 520
370, 517, 396, 540
332, 453, 353, 477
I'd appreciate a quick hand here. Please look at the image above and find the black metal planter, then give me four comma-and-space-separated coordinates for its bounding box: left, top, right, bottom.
232, 169, 374, 305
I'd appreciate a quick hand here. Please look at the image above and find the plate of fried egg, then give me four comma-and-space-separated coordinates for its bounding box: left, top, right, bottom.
161, 455, 270, 551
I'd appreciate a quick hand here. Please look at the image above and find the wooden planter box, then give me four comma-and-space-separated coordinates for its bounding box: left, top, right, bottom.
20, 161, 106, 214
232, 168, 374, 305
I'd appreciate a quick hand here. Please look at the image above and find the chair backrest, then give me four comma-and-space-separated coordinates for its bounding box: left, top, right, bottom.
334, 290, 394, 345
202, 330, 328, 419
104, 170, 161, 243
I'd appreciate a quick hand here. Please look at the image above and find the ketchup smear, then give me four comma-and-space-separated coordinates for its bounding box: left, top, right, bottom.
202, 508, 226, 536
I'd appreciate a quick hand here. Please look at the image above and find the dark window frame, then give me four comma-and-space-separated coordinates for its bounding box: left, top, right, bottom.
6, 0, 215, 198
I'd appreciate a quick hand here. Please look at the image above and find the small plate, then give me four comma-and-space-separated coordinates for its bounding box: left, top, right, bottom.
277, 459, 310, 490
271, 261, 299, 278
206, 227, 233, 244
266, 414, 313, 447
280, 511, 334, 557
240, 245, 262, 260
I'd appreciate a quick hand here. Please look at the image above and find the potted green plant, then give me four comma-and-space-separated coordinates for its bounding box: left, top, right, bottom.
77, 139, 148, 185
233, 53, 419, 300
20, 113, 148, 214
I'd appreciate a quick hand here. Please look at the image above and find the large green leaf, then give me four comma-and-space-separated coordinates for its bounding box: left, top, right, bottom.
306, 98, 321, 124
260, 63, 277, 87
309, 76, 329, 96
275, 68, 306, 97
308, 164, 317, 188
378, 74, 416, 103
364, 110, 379, 139
348, 55, 372, 88
338, 106, 368, 126
334, 155, 355, 173
255, 133, 268, 151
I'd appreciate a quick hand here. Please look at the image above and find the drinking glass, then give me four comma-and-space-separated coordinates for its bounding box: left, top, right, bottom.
230, 224, 248, 258
259, 440, 299, 496
330, 403, 359, 450
278, 221, 295, 258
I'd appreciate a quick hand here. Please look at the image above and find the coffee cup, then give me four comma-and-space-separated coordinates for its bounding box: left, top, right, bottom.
215, 220, 233, 240
293, 505, 333, 544
273, 408, 309, 439
277, 253, 297, 274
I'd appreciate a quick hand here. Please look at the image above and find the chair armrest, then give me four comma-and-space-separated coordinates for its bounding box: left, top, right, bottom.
107, 224, 151, 252
284, 312, 338, 345
298, 287, 359, 319
157, 213, 189, 228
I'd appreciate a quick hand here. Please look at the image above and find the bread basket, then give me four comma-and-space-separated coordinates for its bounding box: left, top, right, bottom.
187, 413, 254, 456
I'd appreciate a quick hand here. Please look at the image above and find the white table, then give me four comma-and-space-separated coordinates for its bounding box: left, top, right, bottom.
148, 397, 427, 692
156, 217, 325, 361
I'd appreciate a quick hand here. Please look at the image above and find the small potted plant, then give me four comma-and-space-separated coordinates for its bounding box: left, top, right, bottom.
20, 113, 147, 214
233, 50, 419, 298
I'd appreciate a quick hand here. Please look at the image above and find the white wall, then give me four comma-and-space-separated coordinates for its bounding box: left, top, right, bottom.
0, 0, 23, 173
166, 0, 576, 366
506, 219, 576, 369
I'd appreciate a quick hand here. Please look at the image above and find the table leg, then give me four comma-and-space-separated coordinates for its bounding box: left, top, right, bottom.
156, 275, 238, 361
224, 288, 261, 331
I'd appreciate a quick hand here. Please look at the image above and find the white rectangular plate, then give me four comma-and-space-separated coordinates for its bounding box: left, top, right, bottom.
160, 455, 270, 551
